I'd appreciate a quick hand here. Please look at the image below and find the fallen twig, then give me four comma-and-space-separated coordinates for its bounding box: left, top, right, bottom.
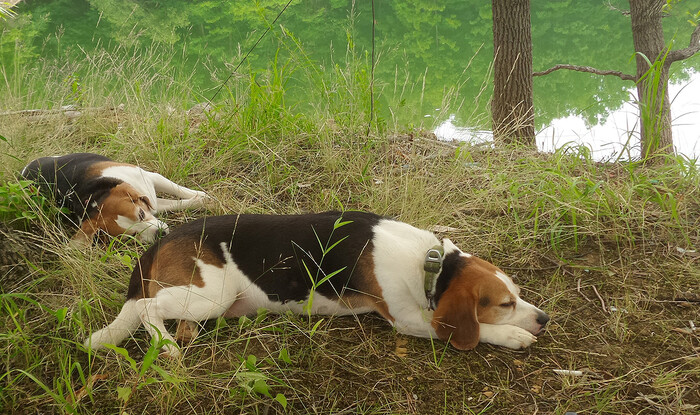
577, 278, 592, 302
591, 285, 608, 313
0, 104, 124, 118
674, 291, 700, 303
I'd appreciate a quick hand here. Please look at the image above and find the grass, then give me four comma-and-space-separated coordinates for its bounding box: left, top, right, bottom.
1, 43, 699, 414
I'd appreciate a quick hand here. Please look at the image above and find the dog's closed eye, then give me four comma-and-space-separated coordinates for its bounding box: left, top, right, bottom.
139, 196, 153, 210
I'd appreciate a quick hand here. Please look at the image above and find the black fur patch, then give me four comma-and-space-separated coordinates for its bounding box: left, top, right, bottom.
433, 251, 468, 306
74, 177, 123, 219
126, 211, 383, 302
21, 153, 121, 223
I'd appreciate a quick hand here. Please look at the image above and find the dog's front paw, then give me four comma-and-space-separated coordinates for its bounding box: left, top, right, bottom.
480, 324, 538, 349
501, 326, 537, 349
185, 191, 210, 207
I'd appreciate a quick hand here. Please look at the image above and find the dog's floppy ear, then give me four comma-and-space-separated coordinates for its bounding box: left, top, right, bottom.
431, 282, 480, 350
74, 177, 123, 218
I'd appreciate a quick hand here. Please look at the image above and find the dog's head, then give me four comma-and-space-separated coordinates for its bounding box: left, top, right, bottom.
431, 239, 549, 350
72, 179, 168, 245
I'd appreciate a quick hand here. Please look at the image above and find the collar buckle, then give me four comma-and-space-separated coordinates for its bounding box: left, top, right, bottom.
424, 248, 443, 274
424, 245, 445, 310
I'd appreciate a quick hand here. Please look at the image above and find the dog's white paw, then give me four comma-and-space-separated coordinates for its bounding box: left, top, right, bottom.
480, 324, 538, 349
159, 343, 182, 359
185, 191, 210, 207
198, 191, 212, 202
501, 326, 537, 349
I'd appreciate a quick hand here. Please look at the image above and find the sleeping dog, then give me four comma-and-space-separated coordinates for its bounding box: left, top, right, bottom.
21, 153, 208, 245
84, 211, 549, 357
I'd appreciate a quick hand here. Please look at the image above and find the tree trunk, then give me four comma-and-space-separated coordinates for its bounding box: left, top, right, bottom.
629, 0, 674, 158
491, 0, 535, 147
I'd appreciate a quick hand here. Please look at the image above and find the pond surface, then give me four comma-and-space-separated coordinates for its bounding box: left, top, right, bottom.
436, 72, 700, 160
3, 0, 699, 159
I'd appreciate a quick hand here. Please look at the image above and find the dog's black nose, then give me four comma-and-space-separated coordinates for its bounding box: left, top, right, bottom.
537, 311, 550, 326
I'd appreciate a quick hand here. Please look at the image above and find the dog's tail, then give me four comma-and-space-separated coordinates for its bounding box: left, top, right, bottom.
84, 299, 141, 350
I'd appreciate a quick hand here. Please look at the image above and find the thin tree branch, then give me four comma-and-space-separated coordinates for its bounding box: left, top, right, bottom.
533, 64, 636, 81
604, 1, 630, 16
667, 24, 700, 64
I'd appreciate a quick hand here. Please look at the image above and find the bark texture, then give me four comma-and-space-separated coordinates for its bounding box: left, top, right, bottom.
629, 0, 673, 157
491, 0, 534, 146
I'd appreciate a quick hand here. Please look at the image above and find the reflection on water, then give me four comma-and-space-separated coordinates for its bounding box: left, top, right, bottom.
435, 72, 700, 162
538, 72, 700, 161
434, 114, 492, 144
4, 0, 700, 160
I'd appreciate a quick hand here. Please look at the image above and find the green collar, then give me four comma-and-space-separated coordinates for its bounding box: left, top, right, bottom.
424, 244, 444, 310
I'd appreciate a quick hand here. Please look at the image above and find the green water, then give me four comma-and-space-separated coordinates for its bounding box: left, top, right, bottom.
2, 0, 699, 132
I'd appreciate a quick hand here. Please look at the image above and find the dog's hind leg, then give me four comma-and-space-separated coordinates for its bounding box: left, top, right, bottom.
84, 299, 142, 350
146, 171, 208, 204
155, 196, 207, 212
135, 298, 182, 357
174, 320, 199, 343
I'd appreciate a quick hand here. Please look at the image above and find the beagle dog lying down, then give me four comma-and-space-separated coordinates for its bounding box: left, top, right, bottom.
21, 153, 207, 245
84, 211, 549, 357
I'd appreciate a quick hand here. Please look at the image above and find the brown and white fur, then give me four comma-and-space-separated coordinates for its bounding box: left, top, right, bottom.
21, 153, 208, 245
84, 211, 549, 357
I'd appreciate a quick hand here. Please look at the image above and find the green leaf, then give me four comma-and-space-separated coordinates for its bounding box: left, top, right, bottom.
333, 218, 352, 229
116, 386, 132, 402
310, 318, 324, 335
238, 315, 252, 329
151, 365, 184, 384
316, 266, 347, 287
278, 348, 292, 364
246, 354, 257, 369
53, 307, 68, 324
301, 260, 315, 285
312, 227, 323, 251
275, 393, 288, 409
104, 344, 138, 372
117, 253, 133, 268
323, 235, 349, 255
252, 379, 271, 397
138, 377, 159, 388
140, 341, 160, 376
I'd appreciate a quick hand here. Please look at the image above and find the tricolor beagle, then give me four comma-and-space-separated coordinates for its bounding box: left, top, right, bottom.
84, 211, 549, 357
21, 153, 207, 245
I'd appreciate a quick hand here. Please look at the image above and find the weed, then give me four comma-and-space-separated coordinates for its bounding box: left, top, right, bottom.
0, 179, 54, 227
428, 333, 451, 368
635, 48, 673, 160
102, 330, 183, 412
233, 354, 288, 410
298, 216, 352, 318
